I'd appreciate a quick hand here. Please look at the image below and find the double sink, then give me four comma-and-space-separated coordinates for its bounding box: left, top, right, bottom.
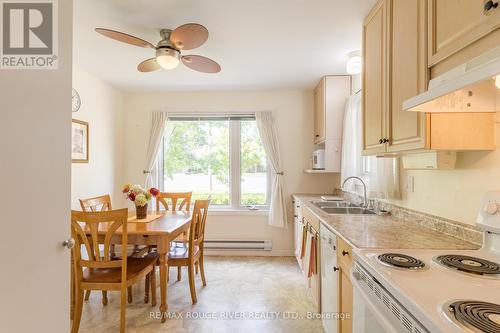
312, 200, 376, 215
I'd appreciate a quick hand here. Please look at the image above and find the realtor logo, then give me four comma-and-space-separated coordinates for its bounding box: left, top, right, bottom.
1, 0, 58, 69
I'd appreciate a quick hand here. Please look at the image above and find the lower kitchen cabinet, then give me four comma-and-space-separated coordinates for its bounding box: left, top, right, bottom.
297, 205, 321, 312
293, 200, 304, 268
337, 236, 354, 333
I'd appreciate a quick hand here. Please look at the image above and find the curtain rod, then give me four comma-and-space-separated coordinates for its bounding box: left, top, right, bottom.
167, 112, 256, 121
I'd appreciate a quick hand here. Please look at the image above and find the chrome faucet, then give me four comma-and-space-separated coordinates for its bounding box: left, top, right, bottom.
342, 176, 368, 208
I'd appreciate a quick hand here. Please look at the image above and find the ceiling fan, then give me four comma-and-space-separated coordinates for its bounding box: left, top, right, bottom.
95, 23, 221, 73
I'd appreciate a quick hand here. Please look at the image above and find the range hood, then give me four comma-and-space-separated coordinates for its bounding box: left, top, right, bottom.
403, 45, 500, 113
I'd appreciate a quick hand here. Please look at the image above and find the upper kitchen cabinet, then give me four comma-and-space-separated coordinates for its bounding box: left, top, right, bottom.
313, 76, 351, 144
428, 0, 500, 72
314, 78, 326, 144
312, 76, 351, 172
362, 0, 496, 155
362, 0, 387, 155
387, 0, 428, 152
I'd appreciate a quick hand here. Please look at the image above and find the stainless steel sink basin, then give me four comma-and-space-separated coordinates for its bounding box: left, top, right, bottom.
312, 201, 356, 209
321, 207, 376, 215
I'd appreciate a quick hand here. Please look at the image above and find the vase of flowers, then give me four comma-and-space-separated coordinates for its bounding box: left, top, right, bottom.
123, 184, 159, 219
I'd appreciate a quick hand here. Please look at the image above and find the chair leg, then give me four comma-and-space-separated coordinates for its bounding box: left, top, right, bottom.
177, 266, 182, 281
71, 289, 84, 333
199, 254, 207, 287
151, 269, 157, 307
127, 286, 133, 304
84, 290, 91, 301
144, 274, 150, 304
102, 291, 108, 306
120, 288, 127, 333
188, 263, 197, 304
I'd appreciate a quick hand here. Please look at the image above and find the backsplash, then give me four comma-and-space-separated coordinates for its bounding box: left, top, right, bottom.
335, 189, 483, 246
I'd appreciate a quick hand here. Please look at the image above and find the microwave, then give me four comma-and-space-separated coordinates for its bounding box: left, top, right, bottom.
313, 149, 325, 170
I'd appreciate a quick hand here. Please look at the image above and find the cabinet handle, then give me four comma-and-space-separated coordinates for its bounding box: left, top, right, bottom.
379, 138, 383, 144
315, 134, 320, 137
294, 214, 298, 218
484, 0, 498, 13
342, 250, 349, 256
383, 138, 389, 143
333, 267, 340, 272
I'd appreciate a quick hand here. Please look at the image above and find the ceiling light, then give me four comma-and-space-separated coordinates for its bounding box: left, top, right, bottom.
156, 48, 180, 70
346, 50, 362, 75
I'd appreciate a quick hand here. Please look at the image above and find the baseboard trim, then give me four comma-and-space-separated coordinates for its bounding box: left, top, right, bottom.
204, 249, 294, 257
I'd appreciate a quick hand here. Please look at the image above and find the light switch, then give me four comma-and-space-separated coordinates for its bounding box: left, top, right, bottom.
405, 175, 414, 193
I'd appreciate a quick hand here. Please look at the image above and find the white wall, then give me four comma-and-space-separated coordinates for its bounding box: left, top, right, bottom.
71, 66, 124, 209
122, 90, 338, 255
390, 114, 500, 225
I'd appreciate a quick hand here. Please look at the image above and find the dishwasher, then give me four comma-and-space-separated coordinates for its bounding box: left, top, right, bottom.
320, 223, 338, 333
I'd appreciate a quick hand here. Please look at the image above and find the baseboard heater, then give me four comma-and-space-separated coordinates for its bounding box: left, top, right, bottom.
204, 240, 272, 251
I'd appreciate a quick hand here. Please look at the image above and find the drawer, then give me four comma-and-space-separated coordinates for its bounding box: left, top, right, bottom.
302, 206, 320, 231
337, 236, 353, 271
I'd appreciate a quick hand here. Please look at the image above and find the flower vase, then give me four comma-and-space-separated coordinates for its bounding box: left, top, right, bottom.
136, 203, 148, 219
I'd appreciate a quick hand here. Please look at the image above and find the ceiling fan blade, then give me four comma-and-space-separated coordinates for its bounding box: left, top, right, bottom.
137, 58, 161, 72
95, 28, 155, 48
170, 23, 209, 50
182, 55, 221, 73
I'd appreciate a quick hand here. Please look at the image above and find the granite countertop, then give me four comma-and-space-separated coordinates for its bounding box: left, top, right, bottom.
293, 194, 480, 250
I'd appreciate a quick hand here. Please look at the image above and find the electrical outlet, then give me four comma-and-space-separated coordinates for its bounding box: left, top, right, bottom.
405, 175, 414, 193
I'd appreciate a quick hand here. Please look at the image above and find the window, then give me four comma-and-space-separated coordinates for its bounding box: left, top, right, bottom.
161, 116, 270, 209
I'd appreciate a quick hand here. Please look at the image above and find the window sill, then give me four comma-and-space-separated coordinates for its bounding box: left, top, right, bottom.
208, 209, 269, 216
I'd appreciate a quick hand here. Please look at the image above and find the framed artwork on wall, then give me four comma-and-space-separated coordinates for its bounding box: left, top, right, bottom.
72, 119, 89, 163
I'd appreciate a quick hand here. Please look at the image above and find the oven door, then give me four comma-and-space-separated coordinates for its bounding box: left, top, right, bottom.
350, 262, 430, 333
351, 275, 400, 333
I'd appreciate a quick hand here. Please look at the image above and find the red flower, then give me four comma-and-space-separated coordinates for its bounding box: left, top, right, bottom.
129, 192, 136, 201
122, 186, 129, 193
149, 188, 159, 196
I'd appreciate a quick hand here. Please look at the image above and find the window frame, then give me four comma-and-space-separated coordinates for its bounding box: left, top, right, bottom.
161, 116, 271, 211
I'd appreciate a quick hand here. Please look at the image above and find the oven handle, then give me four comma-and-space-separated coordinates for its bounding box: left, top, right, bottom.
350, 270, 400, 333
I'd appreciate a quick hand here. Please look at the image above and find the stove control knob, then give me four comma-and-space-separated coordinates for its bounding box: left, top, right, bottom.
484, 202, 498, 215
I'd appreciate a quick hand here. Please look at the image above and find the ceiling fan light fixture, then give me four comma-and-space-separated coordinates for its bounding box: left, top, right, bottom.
156, 48, 180, 70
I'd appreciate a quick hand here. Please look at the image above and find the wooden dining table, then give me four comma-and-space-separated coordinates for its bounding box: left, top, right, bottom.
71, 210, 192, 323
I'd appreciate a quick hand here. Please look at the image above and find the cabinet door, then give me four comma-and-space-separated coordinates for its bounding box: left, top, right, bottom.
314, 78, 326, 144
387, 0, 428, 152
339, 268, 353, 333
428, 0, 500, 66
362, 0, 387, 155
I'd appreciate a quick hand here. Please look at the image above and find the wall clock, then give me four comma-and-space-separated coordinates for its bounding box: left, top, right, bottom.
72, 88, 81, 113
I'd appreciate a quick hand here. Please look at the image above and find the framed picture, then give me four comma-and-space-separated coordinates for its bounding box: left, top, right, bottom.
72, 119, 89, 163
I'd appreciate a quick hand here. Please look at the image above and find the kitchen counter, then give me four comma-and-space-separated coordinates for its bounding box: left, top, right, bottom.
293, 194, 479, 250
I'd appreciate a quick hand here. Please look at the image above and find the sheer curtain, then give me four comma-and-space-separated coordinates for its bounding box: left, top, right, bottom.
144, 112, 168, 189
340, 92, 400, 199
255, 111, 287, 228
340, 93, 362, 193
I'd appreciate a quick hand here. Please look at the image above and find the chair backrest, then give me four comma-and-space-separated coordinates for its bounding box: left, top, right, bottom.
188, 200, 210, 253
79, 194, 112, 212
156, 192, 192, 212
71, 209, 128, 284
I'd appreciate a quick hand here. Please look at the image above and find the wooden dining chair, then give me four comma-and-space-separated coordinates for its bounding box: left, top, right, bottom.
79, 195, 113, 304
155, 191, 192, 212
79, 195, 150, 304
155, 191, 193, 280
147, 199, 209, 304
71, 209, 157, 333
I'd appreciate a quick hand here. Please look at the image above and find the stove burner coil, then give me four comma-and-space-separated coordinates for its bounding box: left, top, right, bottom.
448, 301, 500, 333
436, 255, 500, 275
377, 253, 426, 269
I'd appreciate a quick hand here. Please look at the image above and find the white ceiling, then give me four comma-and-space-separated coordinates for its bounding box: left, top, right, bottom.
74, 0, 377, 91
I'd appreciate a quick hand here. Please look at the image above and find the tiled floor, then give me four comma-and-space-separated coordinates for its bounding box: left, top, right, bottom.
78, 256, 325, 333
